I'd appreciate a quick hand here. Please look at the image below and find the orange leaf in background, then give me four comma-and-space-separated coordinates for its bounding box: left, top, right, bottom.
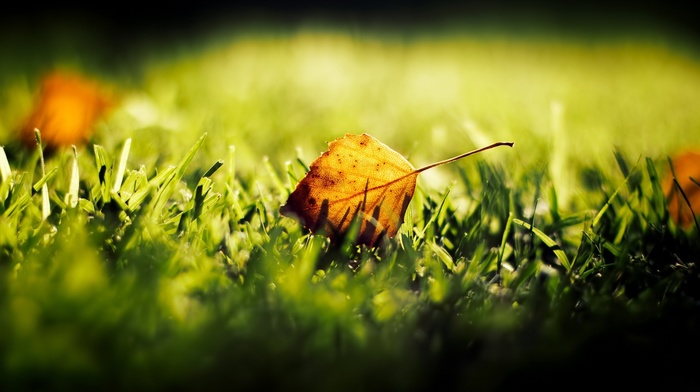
663, 149, 700, 229
19, 71, 114, 151
280, 133, 514, 247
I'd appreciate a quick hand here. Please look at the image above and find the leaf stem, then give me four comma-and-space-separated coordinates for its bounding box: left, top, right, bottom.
415, 141, 514, 173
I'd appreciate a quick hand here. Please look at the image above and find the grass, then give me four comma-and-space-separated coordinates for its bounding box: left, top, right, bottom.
1, 16, 700, 391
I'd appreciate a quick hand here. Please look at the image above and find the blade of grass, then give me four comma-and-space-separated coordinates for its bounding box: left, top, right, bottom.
78, 198, 95, 214
428, 240, 455, 272
32, 167, 58, 194
672, 178, 700, 237
93, 144, 111, 203
418, 186, 451, 240
613, 147, 630, 178
113, 138, 131, 193
3, 193, 31, 218
285, 160, 297, 191
119, 167, 148, 203
33, 129, 50, 221
0, 146, 11, 184
65, 146, 80, 208
592, 156, 640, 229
513, 218, 571, 271
498, 211, 514, 270
202, 160, 224, 178
41, 184, 50, 221
150, 133, 207, 218
264, 155, 287, 197
646, 157, 666, 222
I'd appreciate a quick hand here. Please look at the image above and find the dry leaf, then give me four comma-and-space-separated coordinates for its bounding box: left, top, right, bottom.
663, 149, 700, 228
20, 71, 114, 150
280, 133, 513, 247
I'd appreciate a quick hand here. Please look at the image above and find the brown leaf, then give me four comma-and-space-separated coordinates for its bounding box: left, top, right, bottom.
20, 71, 115, 151
663, 149, 700, 229
280, 133, 513, 247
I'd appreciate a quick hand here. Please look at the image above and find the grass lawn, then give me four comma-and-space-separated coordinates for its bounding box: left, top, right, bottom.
1, 8, 700, 391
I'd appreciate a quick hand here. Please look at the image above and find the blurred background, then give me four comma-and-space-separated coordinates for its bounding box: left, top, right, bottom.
4, 1, 699, 38
3, 0, 698, 80
1, 0, 699, 211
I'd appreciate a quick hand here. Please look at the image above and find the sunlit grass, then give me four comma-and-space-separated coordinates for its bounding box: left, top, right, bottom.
1, 20, 699, 391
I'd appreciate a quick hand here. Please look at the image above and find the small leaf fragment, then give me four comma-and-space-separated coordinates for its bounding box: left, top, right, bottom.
663, 149, 700, 229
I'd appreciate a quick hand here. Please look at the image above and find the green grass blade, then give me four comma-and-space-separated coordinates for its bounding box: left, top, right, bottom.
150, 133, 208, 218
65, 146, 80, 208
0, 146, 11, 184
418, 186, 451, 240
498, 211, 514, 268
264, 155, 287, 197
35, 128, 52, 220
3, 193, 31, 218
428, 240, 456, 272
113, 138, 131, 193
592, 157, 640, 229
513, 218, 571, 270
202, 159, 224, 178
646, 157, 666, 221
41, 183, 50, 221
78, 198, 95, 214
613, 148, 630, 178
93, 144, 112, 203
32, 167, 58, 194
127, 183, 155, 212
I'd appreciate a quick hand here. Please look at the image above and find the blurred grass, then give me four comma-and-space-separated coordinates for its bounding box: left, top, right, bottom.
1, 15, 700, 392
3, 20, 699, 185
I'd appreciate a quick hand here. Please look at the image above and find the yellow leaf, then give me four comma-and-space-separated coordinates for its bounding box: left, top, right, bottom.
280, 133, 513, 247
